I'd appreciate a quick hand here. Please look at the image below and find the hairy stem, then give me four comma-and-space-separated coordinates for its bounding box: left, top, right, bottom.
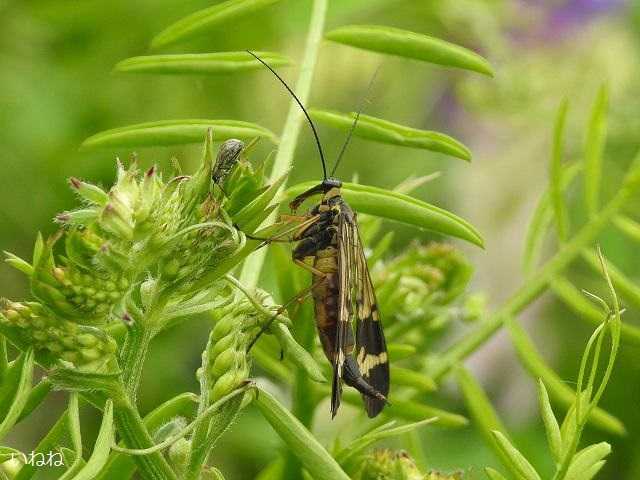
239, 0, 328, 289
428, 151, 640, 380
112, 394, 177, 480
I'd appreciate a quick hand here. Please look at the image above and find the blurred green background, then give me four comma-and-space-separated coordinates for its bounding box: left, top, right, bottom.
1, 0, 640, 478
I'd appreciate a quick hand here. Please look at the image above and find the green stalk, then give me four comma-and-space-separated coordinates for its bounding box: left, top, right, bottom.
112, 394, 177, 480
119, 323, 155, 401
428, 150, 640, 380
239, 0, 328, 289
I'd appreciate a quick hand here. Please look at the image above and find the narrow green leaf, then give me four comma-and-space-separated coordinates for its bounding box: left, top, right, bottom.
233, 171, 289, 232
550, 99, 570, 242
253, 388, 350, 480
333, 388, 468, 427
71, 400, 114, 480
152, 0, 283, 49
491, 430, 541, 480
286, 181, 484, 247
537, 379, 562, 463
387, 343, 416, 361
564, 442, 611, 480
582, 249, 640, 311
485, 468, 508, 480
570, 460, 606, 480
522, 163, 581, 276
309, 110, 471, 160
325, 25, 494, 76
335, 417, 437, 467
584, 85, 609, 218
613, 215, 640, 242
81, 120, 277, 150
59, 394, 83, 480
15, 411, 68, 480
507, 320, 625, 436
272, 324, 326, 383
455, 366, 513, 470
551, 276, 640, 347
96, 393, 198, 480
0, 349, 34, 441
17, 378, 52, 423
3, 252, 33, 277
115, 51, 292, 75
391, 366, 436, 392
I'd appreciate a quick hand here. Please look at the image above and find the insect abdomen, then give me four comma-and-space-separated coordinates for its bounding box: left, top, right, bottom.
311, 247, 353, 361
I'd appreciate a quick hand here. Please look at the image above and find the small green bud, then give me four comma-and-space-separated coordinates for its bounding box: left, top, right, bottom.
69, 177, 109, 206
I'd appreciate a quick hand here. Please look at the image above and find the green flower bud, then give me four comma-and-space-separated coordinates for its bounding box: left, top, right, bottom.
0, 300, 117, 372
69, 177, 109, 206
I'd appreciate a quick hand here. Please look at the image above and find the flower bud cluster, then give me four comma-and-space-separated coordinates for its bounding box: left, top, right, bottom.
359, 449, 464, 480
2, 132, 278, 373
0, 299, 117, 370
202, 288, 282, 402
374, 242, 473, 324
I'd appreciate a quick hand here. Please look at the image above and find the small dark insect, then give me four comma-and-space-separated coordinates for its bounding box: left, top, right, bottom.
247, 51, 389, 418
212, 138, 245, 191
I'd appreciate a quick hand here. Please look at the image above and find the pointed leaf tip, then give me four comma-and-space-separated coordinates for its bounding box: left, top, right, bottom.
326, 25, 494, 77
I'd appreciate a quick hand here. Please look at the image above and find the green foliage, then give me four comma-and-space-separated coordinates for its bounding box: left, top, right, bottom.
114, 52, 292, 76
325, 25, 494, 77
309, 110, 472, 160
1, 2, 637, 480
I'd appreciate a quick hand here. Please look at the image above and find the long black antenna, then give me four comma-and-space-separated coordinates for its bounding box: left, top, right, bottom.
247, 50, 328, 180
331, 66, 381, 177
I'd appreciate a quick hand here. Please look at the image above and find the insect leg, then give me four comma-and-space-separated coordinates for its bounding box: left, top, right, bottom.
246, 275, 327, 352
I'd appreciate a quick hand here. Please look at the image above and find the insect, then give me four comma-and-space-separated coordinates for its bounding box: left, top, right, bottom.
212, 138, 245, 194
247, 51, 389, 418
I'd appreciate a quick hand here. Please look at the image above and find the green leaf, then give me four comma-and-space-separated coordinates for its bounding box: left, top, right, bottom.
14, 411, 68, 480
285, 181, 484, 247
484, 468, 508, 480
0, 349, 34, 441
115, 51, 292, 75
59, 394, 83, 480
333, 388, 468, 428
233, 171, 289, 232
455, 366, 513, 470
507, 319, 625, 436
491, 430, 541, 480
582, 249, 640, 311
3, 252, 33, 277
551, 276, 640, 347
326, 25, 494, 76
537, 379, 562, 463
96, 393, 198, 480
309, 110, 471, 160
391, 366, 436, 392
71, 400, 114, 480
584, 85, 609, 218
81, 120, 277, 150
152, 0, 283, 49
613, 215, 640, 242
335, 417, 437, 467
17, 378, 52, 423
522, 163, 581, 276
550, 99, 570, 242
253, 388, 350, 480
565, 442, 610, 480
272, 324, 326, 383
387, 343, 416, 361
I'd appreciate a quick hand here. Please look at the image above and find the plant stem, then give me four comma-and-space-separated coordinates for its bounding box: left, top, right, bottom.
428, 151, 640, 380
119, 323, 155, 402
112, 394, 177, 480
239, 0, 328, 289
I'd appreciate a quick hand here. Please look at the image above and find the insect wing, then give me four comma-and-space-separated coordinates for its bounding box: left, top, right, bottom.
330, 211, 357, 417
354, 222, 389, 417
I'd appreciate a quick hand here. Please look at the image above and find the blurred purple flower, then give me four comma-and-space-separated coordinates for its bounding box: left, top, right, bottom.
550, 0, 627, 29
